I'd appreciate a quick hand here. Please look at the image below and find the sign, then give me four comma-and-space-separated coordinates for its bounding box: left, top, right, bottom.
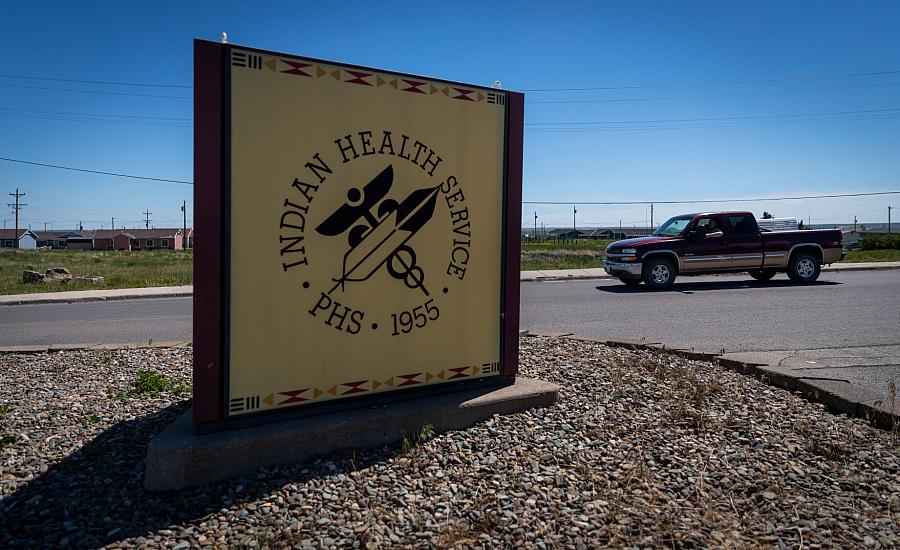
193, 41, 523, 423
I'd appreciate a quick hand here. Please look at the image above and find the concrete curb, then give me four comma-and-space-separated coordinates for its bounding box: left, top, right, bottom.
0, 287, 193, 306
523, 330, 899, 430
521, 261, 900, 282
0, 341, 192, 354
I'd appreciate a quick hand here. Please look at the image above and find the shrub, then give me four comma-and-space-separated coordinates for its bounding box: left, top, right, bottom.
860, 234, 900, 250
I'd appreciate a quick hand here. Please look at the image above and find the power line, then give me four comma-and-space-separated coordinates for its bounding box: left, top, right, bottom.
523, 190, 900, 206
521, 69, 900, 92
525, 107, 900, 126
0, 73, 192, 89
0, 82, 191, 99
0, 107, 190, 122
0, 157, 192, 185
527, 81, 900, 104
526, 114, 900, 133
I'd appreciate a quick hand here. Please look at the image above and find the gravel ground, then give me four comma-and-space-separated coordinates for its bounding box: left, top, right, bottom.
1, 338, 898, 549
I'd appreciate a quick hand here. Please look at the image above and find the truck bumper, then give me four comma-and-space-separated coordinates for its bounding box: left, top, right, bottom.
603, 259, 643, 278
823, 247, 843, 265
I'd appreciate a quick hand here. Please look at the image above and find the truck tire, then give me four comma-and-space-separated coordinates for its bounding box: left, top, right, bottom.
748, 269, 776, 281
642, 257, 677, 289
787, 252, 821, 283
619, 278, 642, 287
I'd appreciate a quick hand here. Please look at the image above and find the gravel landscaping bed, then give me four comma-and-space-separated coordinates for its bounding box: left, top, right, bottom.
1, 338, 898, 548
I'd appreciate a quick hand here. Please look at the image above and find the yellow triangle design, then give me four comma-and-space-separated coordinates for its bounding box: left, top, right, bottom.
472, 366, 480, 375
430, 84, 438, 94
316, 67, 326, 77
263, 394, 273, 406
441, 87, 450, 97
477, 92, 485, 101
264, 59, 276, 71
313, 388, 323, 398
385, 377, 394, 387
377, 76, 386, 87
372, 379, 382, 389
331, 70, 341, 80
437, 370, 445, 379
425, 372, 434, 381
328, 385, 337, 395
389, 79, 398, 89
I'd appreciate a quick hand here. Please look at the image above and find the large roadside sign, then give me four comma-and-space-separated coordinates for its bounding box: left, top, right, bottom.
192, 40, 523, 424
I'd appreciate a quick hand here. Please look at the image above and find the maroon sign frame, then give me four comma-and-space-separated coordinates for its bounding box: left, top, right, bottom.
192, 39, 523, 425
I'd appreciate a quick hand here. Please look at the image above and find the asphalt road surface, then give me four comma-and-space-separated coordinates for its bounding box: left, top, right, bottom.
0, 270, 897, 353
0, 297, 192, 346
521, 269, 900, 353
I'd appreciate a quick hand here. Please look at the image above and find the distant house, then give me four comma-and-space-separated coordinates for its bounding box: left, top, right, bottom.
548, 228, 583, 240
92, 228, 185, 251
0, 229, 39, 249
34, 230, 90, 249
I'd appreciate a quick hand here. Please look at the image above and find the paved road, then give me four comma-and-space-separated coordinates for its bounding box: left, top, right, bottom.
1, 270, 896, 352
522, 270, 900, 353
0, 297, 192, 346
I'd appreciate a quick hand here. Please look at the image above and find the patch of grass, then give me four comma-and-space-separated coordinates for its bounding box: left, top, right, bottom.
0, 434, 16, 451
0, 248, 192, 295
80, 413, 100, 427
401, 424, 435, 454
0, 403, 11, 417
521, 240, 612, 271
127, 369, 191, 398
843, 249, 900, 263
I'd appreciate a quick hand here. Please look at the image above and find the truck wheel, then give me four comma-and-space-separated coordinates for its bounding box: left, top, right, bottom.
787, 253, 820, 283
619, 278, 642, 287
642, 257, 677, 289
748, 269, 776, 281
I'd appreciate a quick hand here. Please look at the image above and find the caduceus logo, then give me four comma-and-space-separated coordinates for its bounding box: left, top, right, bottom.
315, 164, 440, 297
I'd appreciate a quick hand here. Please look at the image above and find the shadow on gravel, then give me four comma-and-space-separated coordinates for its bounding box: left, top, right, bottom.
597, 279, 842, 294
0, 401, 397, 549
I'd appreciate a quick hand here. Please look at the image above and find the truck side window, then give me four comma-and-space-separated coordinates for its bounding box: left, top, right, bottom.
726, 215, 755, 235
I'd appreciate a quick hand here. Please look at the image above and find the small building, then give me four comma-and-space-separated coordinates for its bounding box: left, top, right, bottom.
92, 228, 185, 251
0, 229, 39, 249
34, 230, 90, 249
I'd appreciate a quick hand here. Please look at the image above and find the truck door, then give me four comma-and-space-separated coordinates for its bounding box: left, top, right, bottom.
681, 215, 731, 272
725, 213, 764, 269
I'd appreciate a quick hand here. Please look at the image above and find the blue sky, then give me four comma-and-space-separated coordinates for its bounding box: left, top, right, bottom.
1, 1, 898, 232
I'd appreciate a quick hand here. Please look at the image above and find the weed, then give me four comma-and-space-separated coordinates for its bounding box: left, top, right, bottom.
0, 434, 15, 451
0, 403, 11, 417
126, 369, 191, 397
401, 424, 435, 454
81, 413, 100, 427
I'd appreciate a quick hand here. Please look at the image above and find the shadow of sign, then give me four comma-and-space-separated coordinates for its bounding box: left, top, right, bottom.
595, 279, 842, 294
0, 401, 402, 548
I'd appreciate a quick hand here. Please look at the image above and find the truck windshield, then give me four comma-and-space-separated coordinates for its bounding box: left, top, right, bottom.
652, 216, 693, 237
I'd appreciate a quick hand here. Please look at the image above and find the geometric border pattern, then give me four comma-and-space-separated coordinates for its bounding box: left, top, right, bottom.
231, 49, 506, 107
229, 361, 502, 415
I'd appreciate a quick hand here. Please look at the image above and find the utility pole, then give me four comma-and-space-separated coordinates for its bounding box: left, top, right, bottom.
181, 200, 187, 249
573, 205, 577, 243
7, 188, 26, 249
44, 221, 47, 231
143, 210, 152, 229
854, 216, 857, 233
650, 203, 654, 230
889, 206, 893, 234
112, 217, 115, 231
533, 212, 537, 243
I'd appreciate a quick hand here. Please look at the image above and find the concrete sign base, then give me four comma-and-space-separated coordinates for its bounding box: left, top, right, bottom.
145, 377, 557, 491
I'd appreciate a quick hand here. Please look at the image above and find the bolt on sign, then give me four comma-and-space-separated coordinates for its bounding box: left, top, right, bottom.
193, 40, 524, 424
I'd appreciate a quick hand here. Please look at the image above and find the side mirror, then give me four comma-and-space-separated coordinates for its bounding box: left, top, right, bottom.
706, 229, 724, 239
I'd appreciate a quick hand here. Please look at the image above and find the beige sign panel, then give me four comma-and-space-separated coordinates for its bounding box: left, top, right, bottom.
226, 48, 508, 416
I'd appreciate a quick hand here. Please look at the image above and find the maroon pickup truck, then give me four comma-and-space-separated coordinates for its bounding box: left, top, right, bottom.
603, 211, 844, 289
